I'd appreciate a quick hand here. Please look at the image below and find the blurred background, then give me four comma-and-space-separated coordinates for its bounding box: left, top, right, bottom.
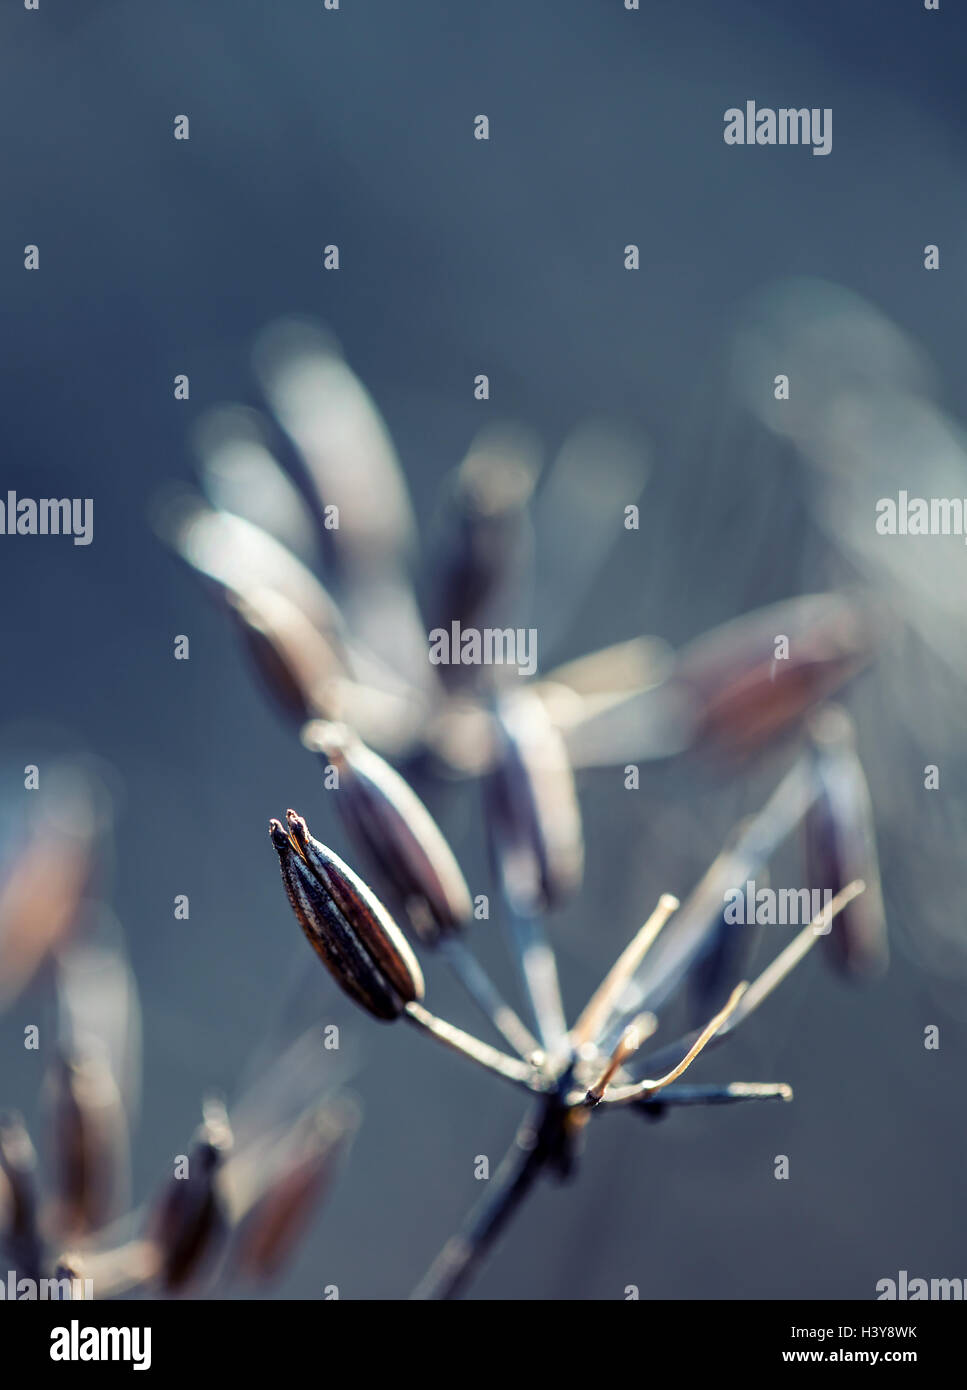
1, 0, 966, 1299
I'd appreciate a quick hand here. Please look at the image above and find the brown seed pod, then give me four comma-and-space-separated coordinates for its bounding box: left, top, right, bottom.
46, 1044, 128, 1239
803, 706, 888, 980
270, 810, 425, 1020
235, 1105, 357, 1282
672, 592, 878, 756
484, 690, 584, 917
302, 721, 473, 942
148, 1100, 232, 1294
228, 587, 346, 726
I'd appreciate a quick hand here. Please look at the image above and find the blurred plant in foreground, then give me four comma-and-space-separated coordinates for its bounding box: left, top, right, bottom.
0, 756, 357, 1299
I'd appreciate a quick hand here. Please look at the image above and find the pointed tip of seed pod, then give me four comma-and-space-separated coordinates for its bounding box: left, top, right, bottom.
285, 809, 310, 852
269, 819, 291, 853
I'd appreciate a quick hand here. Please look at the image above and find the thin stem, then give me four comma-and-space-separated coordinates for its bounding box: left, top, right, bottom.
599, 756, 819, 1046
598, 982, 748, 1106
403, 1002, 540, 1092
571, 893, 678, 1048
585, 1012, 658, 1103
631, 1081, 793, 1110
409, 1107, 550, 1300
437, 935, 542, 1061
721, 880, 865, 1033
503, 908, 568, 1057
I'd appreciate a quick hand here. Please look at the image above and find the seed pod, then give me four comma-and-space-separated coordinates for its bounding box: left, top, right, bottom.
270, 810, 425, 1021
228, 587, 346, 726
302, 721, 473, 942
804, 705, 888, 980
46, 1043, 128, 1239
484, 690, 584, 916
235, 1104, 357, 1282
672, 593, 877, 756
427, 426, 540, 661
148, 1100, 231, 1293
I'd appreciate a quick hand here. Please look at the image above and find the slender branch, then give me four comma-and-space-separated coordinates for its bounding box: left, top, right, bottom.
597, 982, 748, 1106
632, 1081, 793, 1110
403, 1002, 541, 1092
502, 908, 568, 1057
409, 1107, 551, 1300
599, 756, 820, 1047
437, 935, 542, 1061
571, 893, 678, 1048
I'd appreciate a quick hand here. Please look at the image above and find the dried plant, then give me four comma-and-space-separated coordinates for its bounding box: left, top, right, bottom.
162, 318, 886, 1300
1, 316, 887, 1301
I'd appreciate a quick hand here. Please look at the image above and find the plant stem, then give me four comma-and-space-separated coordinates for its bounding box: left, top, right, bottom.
437, 935, 542, 1060
409, 1106, 551, 1300
503, 908, 568, 1057
403, 1002, 539, 1092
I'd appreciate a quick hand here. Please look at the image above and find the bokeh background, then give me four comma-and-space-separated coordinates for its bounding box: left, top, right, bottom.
1, 0, 966, 1299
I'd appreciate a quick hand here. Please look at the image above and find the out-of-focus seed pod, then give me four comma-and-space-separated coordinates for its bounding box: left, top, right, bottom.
484, 689, 584, 916
45, 1043, 128, 1240
148, 1100, 232, 1294
270, 810, 425, 1021
228, 587, 346, 726
428, 427, 540, 686
671, 593, 878, 756
302, 721, 473, 943
252, 318, 418, 575
804, 705, 888, 980
0, 1113, 41, 1276
0, 788, 96, 1009
160, 495, 347, 648
235, 1103, 358, 1282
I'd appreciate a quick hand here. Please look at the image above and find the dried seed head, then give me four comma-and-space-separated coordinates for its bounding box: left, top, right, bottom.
45, 1043, 128, 1240
484, 690, 584, 916
270, 810, 425, 1020
148, 1099, 232, 1293
302, 720, 473, 942
672, 592, 878, 756
804, 706, 888, 980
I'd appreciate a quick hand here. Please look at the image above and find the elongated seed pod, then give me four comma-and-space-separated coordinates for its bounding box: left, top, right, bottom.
672, 592, 877, 756
148, 1102, 231, 1293
46, 1044, 128, 1239
804, 706, 888, 980
427, 428, 540, 664
271, 811, 424, 1020
303, 721, 473, 942
484, 689, 584, 916
228, 587, 346, 726
236, 1105, 357, 1281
